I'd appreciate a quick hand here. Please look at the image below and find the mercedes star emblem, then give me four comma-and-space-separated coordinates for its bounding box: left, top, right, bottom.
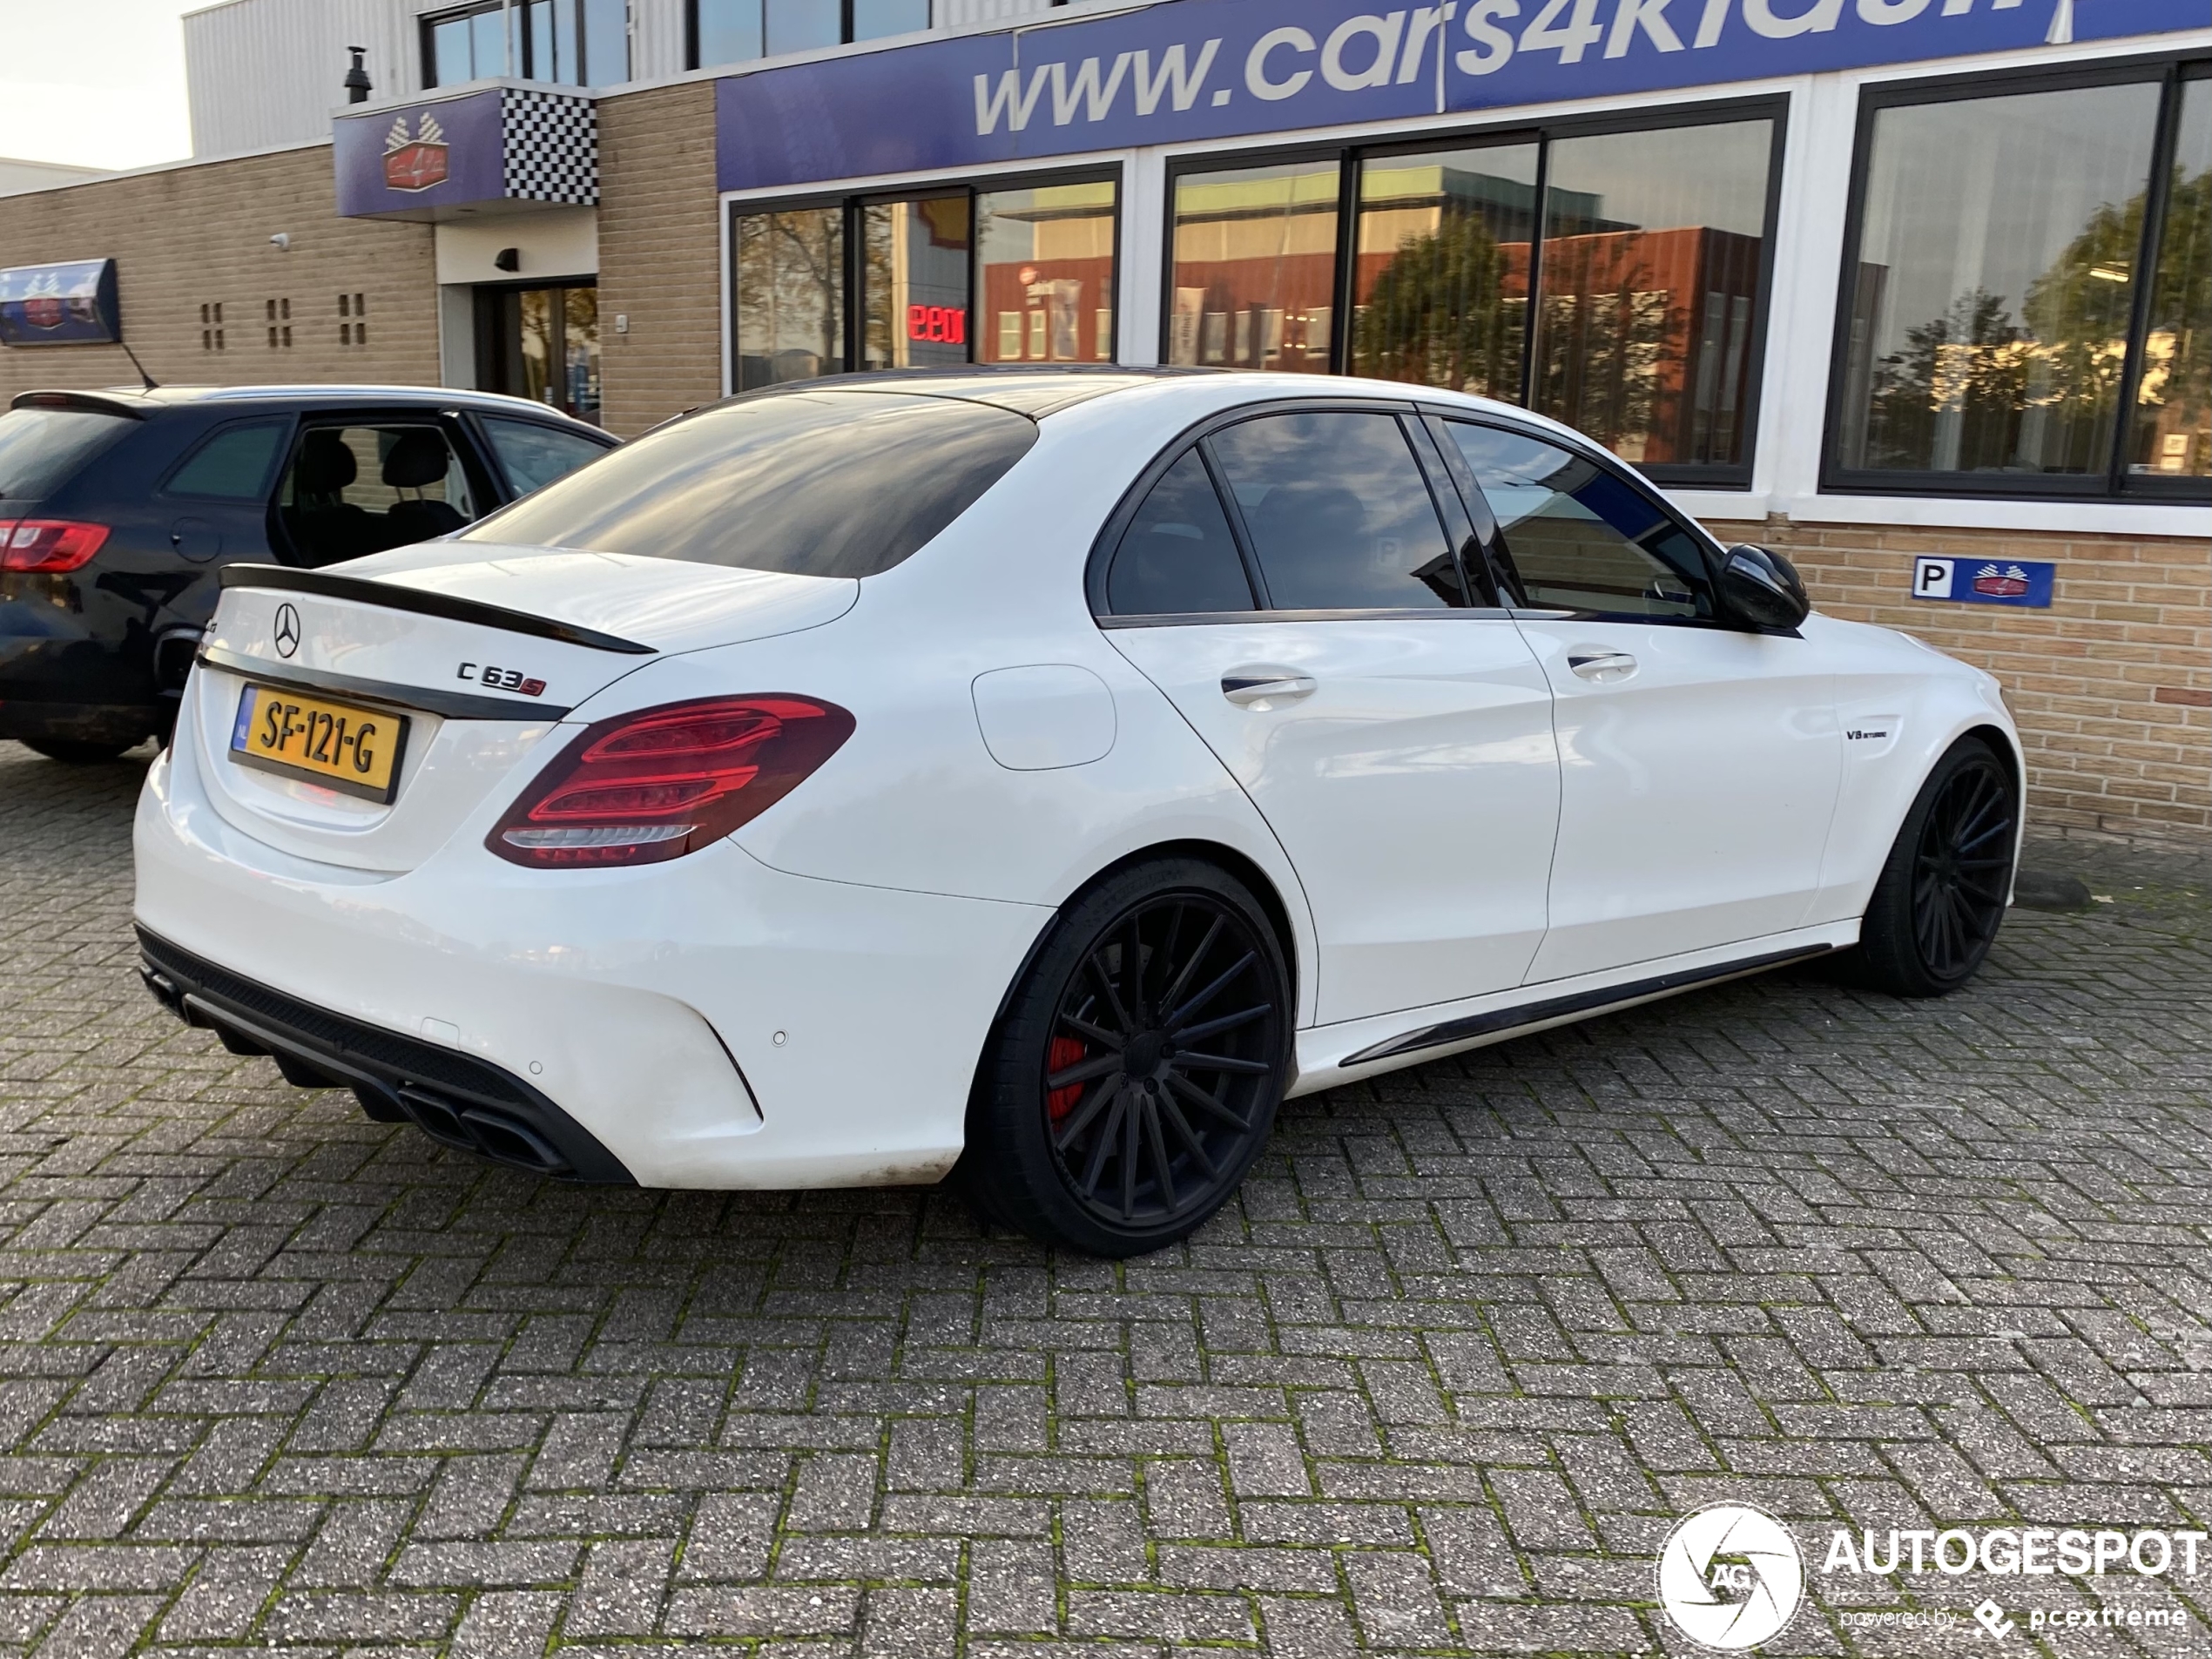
273, 603, 301, 659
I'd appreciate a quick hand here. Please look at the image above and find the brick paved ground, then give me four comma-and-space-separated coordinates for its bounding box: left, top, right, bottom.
2, 738, 2209, 1658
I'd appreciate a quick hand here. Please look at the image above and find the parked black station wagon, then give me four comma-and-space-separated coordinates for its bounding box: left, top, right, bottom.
0, 385, 615, 760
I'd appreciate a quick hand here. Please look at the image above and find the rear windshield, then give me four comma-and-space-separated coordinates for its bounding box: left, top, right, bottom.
0, 407, 132, 502
460, 391, 1037, 578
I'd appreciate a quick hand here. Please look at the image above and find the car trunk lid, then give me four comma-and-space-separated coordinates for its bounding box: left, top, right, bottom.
185, 547, 859, 873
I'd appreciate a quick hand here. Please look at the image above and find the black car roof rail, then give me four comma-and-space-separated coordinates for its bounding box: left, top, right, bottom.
217, 563, 655, 655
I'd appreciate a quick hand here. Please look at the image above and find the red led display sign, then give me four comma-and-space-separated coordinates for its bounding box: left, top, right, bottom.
907, 305, 967, 345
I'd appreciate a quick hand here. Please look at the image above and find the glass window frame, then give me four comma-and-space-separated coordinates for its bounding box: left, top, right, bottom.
1157, 96, 1789, 490
156, 418, 293, 503
687, 0, 931, 70
1428, 411, 1735, 627
1085, 397, 1504, 624
470, 278, 604, 425
725, 165, 1123, 392
460, 410, 617, 499
1822, 54, 2212, 504
421, 0, 624, 87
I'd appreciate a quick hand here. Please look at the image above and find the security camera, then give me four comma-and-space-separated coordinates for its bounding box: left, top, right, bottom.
269, 233, 292, 251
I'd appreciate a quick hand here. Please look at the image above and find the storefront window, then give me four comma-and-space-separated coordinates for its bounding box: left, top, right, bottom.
692, 0, 928, 69
728, 174, 1117, 389
1167, 160, 1339, 374
1533, 123, 1770, 469
1164, 114, 1774, 480
1831, 77, 2167, 489
2128, 76, 2210, 482
424, 0, 626, 86
732, 206, 846, 391
862, 197, 972, 371
1351, 142, 1538, 402
976, 182, 1116, 364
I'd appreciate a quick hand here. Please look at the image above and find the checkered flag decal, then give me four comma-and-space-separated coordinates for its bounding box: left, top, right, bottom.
502, 89, 597, 205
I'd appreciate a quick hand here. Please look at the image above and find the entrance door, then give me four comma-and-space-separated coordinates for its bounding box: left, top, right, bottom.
475, 283, 601, 425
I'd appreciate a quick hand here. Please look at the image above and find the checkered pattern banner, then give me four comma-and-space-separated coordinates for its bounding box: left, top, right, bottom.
502, 89, 597, 206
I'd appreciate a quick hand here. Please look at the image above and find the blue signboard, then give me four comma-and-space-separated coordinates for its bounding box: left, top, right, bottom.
1911, 555, 2056, 608
0, 260, 121, 348
334, 88, 507, 218
717, 0, 2206, 192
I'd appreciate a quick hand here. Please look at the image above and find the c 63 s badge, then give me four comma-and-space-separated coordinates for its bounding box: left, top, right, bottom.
459, 662, 547, 697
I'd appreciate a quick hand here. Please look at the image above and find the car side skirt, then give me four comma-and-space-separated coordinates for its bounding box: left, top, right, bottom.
1292, 921, 1860, 1096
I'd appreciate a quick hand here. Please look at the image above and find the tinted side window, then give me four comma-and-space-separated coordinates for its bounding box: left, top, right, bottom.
1205, 411, 1460, 611
1105, 450, 1255, 616
163, 422, 286, 501
482, 417, 610, 495
1445, 423, 1710, 620
464, 391, 1036, 579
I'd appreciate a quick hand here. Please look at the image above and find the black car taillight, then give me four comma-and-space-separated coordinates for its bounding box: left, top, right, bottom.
488, 695, 855, 868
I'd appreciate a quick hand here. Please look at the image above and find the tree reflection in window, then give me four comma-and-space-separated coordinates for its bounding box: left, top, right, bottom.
2130, 79, 2210, 481
1838, 81, 2163, 479
732, 206, 845, 391
1351, 146, 1535, 401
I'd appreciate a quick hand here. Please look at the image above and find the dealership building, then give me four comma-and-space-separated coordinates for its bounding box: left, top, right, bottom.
0, 0, 2204, 839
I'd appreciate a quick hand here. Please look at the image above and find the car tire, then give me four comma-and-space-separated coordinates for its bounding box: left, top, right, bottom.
962, 858, 1291, 1258
1843, 736, 2018, 998
21, 738, 134, 765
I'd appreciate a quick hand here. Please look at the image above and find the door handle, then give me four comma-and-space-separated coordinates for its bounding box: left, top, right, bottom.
1566, 649, 1638, 683
1221, 668, 1317, 709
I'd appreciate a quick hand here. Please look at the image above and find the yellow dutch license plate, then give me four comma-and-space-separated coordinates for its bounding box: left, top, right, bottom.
228, 683, 409, 802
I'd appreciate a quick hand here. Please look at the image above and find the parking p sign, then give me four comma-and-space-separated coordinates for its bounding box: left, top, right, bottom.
1912, 556, 2054, 608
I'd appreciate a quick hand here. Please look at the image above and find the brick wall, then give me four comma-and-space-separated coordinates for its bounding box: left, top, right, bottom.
0, 145, 436, 399
595, 80, 723, 438
1708, 518, 2211, 845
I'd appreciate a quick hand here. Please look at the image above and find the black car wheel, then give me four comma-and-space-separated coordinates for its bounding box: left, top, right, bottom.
1847, 737, 2018, 996
964, 859, 1290, 1257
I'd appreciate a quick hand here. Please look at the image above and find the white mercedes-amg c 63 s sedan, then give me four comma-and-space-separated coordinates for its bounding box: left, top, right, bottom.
135, 368, 2023, 1255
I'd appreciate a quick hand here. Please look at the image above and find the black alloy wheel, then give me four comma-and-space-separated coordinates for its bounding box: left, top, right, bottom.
963, 859, 1290, 1256
1910, 751, 2015, 980
1846, 737, 2018, 996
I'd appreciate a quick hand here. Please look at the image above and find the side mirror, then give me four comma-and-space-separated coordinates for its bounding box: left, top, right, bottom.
1717, 543, 1810, 631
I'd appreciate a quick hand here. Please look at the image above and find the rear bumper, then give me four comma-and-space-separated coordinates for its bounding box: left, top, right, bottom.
138, 927, 632, 1183
132, 739, 1053, 1190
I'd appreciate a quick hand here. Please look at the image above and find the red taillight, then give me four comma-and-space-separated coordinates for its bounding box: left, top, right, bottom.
489, 695, 855, 868
0, 519, 109, 573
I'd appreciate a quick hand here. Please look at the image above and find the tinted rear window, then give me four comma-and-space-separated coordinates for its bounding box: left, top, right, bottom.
0, 407, 132, 501
461, 391, 1037, 578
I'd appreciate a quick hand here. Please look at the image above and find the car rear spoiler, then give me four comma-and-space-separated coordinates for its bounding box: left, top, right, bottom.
218, 563, 656, 655
10, 388, 153, 419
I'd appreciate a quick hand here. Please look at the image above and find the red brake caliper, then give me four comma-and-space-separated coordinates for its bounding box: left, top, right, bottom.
1046, 1036, 1086, 1123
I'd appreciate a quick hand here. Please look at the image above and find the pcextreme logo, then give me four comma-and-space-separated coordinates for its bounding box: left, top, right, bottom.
1656, 1504, 1805, 1651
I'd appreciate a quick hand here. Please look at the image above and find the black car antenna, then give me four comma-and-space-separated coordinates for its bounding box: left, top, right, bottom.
116, 335, 158, 392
